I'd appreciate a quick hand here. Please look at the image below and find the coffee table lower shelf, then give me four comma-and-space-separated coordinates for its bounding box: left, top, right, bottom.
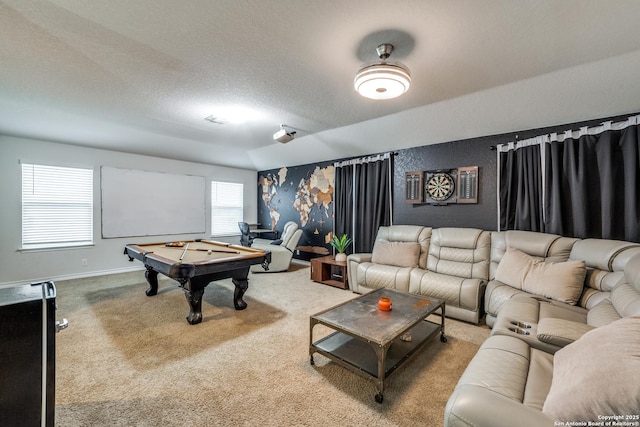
310, 318, 445, 403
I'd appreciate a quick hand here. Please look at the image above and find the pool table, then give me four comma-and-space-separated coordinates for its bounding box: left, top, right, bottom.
124, 240, 271, 324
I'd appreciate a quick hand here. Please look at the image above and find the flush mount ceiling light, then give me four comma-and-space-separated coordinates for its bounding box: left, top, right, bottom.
204, 106, 263, 125
273, 124, 296, 143
354, 43, 411, 100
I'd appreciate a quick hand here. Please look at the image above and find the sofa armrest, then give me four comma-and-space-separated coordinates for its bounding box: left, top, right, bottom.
346, 253, 372, 293
347, 253, 372, 264
445, 385, 555, 427
536, 318, 595, 347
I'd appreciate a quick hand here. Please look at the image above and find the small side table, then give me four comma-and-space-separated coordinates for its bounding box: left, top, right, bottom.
310, 255, 348, 289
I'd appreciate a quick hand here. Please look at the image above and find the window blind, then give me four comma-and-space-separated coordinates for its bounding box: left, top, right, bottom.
211, 181, 243, 236
22, 163, 93, 248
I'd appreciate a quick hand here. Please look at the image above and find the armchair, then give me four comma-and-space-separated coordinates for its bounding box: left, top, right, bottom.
252, 221, 297, 246
250, 222, 302, 273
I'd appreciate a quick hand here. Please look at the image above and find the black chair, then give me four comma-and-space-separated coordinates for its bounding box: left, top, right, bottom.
238, 222, 254, 247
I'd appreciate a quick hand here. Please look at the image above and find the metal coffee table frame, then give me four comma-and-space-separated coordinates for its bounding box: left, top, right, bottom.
309, 288, 446, 403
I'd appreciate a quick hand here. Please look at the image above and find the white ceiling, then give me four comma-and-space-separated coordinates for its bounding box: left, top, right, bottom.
2, 0, 640, 171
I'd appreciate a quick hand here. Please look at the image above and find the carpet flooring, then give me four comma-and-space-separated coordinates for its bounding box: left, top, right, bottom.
54, 262, 489, 426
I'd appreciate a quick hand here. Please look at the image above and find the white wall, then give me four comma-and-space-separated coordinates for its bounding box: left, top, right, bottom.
0, 136, 258, 285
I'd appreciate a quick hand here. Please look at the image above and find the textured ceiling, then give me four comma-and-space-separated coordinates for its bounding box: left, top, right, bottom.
2, 0, 640, 170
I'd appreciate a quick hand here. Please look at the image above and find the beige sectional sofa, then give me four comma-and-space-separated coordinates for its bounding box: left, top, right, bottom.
346, 225, 640, 425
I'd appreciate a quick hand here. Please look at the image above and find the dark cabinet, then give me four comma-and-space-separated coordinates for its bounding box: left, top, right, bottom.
0, 281, 64, 427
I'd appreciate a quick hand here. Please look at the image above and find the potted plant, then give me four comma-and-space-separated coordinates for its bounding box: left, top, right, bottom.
330, 234, 352, 262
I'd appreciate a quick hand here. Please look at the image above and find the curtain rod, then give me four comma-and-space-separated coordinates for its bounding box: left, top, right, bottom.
496, 114, 640, 152
334, 152, 393, 168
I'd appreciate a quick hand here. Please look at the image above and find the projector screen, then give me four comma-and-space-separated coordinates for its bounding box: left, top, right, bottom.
101, 166, 206, 238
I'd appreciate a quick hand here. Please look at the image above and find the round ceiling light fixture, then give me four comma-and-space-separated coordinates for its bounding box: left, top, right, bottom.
354, 43, 411, 100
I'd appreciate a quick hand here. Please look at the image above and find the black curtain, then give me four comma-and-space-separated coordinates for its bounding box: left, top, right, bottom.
499, 143, 543, 231
499, 117, 640, 243
334, 163, 353, 240
334, 154, 392, 254
353, 157, 392, 252
545, 125, 640, 241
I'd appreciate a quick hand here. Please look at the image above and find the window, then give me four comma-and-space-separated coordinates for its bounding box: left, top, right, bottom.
211, 181, 243, 236
22, 163, 93, 249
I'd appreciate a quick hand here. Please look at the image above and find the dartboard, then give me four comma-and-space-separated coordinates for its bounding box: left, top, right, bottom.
426, 172, 455, 201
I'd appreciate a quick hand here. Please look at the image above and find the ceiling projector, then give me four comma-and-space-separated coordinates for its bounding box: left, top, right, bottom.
273, 126, 296, 143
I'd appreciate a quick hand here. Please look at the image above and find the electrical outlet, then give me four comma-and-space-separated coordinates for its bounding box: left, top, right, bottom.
81, 259, 88, 267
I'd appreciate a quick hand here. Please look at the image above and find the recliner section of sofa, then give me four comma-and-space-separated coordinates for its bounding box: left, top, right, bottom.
347, 225, 432, 294
484, 230, 578, 327
348, 226, 490, 324
409, 228, 490, 324
444, 253, 640, 427
571, 238, 640, 309
444, 334, 556, 427
488, 233, 640, 352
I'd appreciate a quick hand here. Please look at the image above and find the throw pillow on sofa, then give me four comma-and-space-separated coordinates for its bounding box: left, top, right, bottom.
494, 247, 586, 305
542, 315, 640, 422
371, 241, 420, 268
494, 247, 534, 289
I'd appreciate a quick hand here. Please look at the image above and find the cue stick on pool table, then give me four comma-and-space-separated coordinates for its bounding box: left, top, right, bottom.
192, 248, 240, 254
179, 243, 189, 260
165, 247, 240, 254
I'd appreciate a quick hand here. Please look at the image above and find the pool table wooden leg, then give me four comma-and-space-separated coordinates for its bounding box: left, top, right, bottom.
231, 267, 250, 310
184, 286, 205, 325
144, 267, 158, 296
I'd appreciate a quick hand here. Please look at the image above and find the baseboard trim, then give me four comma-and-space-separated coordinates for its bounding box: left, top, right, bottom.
0, 266, 145, 288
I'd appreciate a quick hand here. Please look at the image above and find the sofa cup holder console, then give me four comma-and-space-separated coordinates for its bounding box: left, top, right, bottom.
510, 320, 532, 329
508, 321, 532, 335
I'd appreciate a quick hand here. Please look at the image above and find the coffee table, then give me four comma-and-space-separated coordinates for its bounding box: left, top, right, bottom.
309, 288, 446, 403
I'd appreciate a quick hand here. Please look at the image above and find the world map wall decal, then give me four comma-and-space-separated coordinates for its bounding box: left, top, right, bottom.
258, 163, 334, 258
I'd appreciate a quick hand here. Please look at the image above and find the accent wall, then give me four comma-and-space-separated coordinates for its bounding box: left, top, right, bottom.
257, 112, 636, 259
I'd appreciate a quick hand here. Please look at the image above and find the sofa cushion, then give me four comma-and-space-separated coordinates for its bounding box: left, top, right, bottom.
371, 241, 420, 268
570, 240, 640, 299
569, 238, 640, 272
356, 263, 412, 292
490, 231, 578, 280
409, 269, 484, 311
523, 258, 586, 305
494, 247, 535, 290
586, 298, 622, 327
495, 248, 586, 305
374, 225, 431, 269
455, 334, 532, 402
427, 228, 490, 280
536, 318, 594, 347
542, 316, 640, 422
611, 282, 640, 318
